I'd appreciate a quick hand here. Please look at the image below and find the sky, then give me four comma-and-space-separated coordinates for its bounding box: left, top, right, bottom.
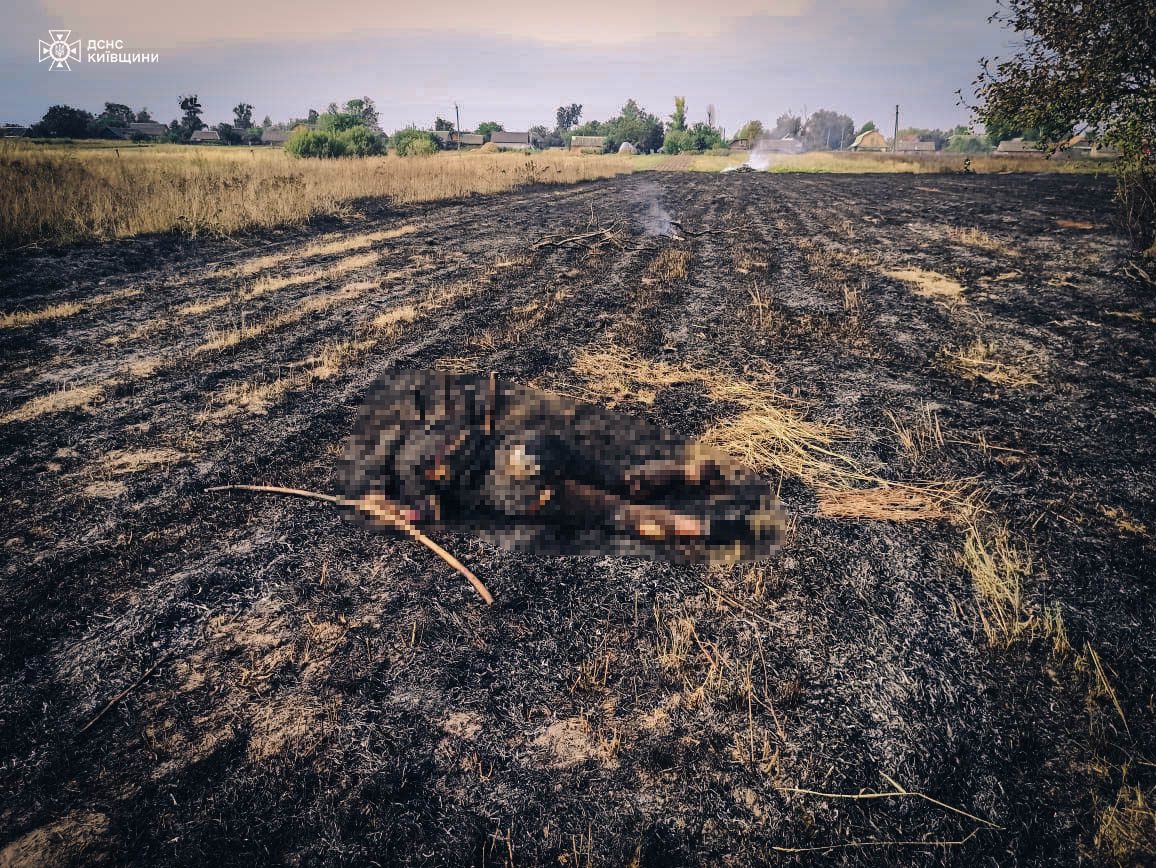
0, 0, 1019, 133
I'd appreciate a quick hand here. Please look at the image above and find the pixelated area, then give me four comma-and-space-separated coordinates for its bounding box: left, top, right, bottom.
339, 371, 785, 562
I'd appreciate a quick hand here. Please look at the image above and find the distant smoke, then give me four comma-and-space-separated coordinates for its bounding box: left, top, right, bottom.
746, 136, 776, 171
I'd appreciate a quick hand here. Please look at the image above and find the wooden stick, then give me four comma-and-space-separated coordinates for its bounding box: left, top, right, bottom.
771, 828, 980, 853
78, 652, 171, 733
205, 485, 494, 605
775, 783, 1002, 829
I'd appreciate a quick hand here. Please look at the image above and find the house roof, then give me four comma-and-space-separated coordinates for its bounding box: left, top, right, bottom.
896, 140, 937, 151
433, 131, 485, 145
0, 124, 28, 137
995, 137, 1038, 153
852, 130, 886, 148
261, 128, 291, 143
129, 122, 168, 136
570, 135, 605, 148
190, 130, 221, 142
490, 131, 530, 144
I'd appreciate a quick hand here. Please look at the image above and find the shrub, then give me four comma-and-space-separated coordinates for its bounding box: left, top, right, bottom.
392, 128, 440, 157
285, 128, 347, 159
663, 130, 691, 154
341, 125, 385, 157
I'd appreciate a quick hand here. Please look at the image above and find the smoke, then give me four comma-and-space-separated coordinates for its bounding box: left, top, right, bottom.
634, 181, 675, 236
722, 134, 779, 173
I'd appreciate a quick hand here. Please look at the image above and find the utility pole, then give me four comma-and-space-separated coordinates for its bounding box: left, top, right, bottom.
893, 104, 900, 153
454, 103, 461, 151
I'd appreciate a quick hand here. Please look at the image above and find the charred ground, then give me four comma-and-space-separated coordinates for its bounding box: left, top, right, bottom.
1, 172, 1154, 866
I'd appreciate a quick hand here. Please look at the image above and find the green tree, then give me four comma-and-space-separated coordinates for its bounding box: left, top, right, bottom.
555, 103, 583, 131
392, 127, 440, 156
670, 96, 687, 132
99, 103, 134, 127
737, 120, 765, 142
475, 121, 504, 141
178, 94, 205, 140
968, 0, 1155, 251
135, 108, 153, 122
802, 109, 855, 150
344, 97, 379, 128
233, 103, 254, 129
856, 120, 877, 135
30, 104, 94, 138
434, 116, 455, 131
262, 114, 274, 128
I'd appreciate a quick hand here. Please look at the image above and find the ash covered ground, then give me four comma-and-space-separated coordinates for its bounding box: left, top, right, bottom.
1, 172, 1154, 866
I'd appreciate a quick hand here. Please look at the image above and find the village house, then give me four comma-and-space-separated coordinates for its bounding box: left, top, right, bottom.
433, 130, 485, 148
569, 135, 605, 152
110, 121, 167, 141
995, 137, 1040, 156
260, 128, 292, 145
490, 131, 532, 150
850, 129, 888, 151
0, 124, 29, 137
895, 135, 938, 153
189, 129, 222, 144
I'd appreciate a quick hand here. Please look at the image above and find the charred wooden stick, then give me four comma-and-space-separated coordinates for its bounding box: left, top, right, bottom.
668, 220, 742, 238
78, 651, 171, 734
533, 223, 622, 250
205, 484, 494, 605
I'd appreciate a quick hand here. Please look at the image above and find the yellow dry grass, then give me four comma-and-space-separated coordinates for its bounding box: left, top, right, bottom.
1101, 506, 1149, 536
193, 280, 378, 354
0, 288, 140, 329
946, 226, 1019, 257
1095, 784, 1156, 862
650, 248, 690, 283
943, 340, 1039, 388
959, 522, 1034, 647
0, 141, 631, 247
815, 485, 952, 521
371, 304, 419, 332
883, 267, 966, 302
179, 251, 381, 318
0, 383, 106, 424
570, 346, 968, 521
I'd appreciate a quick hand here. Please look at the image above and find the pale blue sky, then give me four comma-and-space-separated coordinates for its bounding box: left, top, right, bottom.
0, 0, 1016, 133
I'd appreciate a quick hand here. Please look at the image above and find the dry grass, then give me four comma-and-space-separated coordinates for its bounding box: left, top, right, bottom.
0, 141, 631, 247
946, 226, 1019, 257
943, 340, 1039, 388
1100, 506, 1149, 536
0, 288, 139, 329
1095, 783, 1156, 861
570, 346, 968, 521
0, 383, 106, 424
815, 485, 953, 521
959, 522, 1034, 646
883, 267, 966, 302
194, 280, 377, 354
651, 248, 690, 283
885, 404, 944, 464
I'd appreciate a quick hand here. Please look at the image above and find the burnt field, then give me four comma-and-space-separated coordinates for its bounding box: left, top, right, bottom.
1, 172, 1154, 866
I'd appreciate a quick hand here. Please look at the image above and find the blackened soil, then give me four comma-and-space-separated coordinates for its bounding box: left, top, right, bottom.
1, 173, 1153, 867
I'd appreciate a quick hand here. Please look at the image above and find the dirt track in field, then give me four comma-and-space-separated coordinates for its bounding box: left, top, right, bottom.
1, 172, 1154, 866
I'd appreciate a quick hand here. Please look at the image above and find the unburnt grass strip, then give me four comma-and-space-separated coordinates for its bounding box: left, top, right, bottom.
0, 288, 140, 329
